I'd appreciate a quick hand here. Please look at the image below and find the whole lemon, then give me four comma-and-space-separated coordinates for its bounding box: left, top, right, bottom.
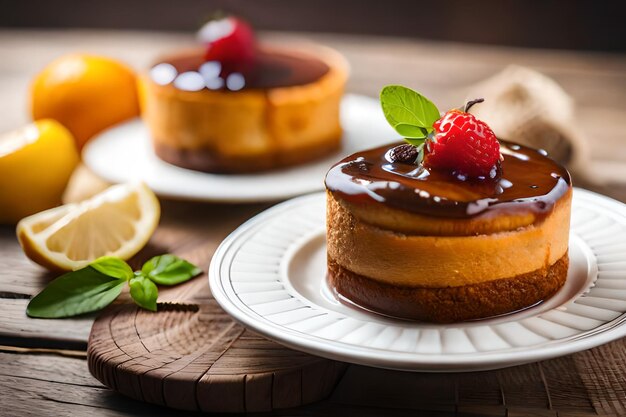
31, 54, 140, 150
0, 119, 79, 224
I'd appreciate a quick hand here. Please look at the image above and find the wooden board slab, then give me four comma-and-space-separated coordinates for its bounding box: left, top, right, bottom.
87, 279, 347, 413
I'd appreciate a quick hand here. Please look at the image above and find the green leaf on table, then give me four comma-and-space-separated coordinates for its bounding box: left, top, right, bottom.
25, 254, 201, 319
129, 275, 158, 312
90, 256, 134, 280
380, 85, 440, 138
141, 254, 202, 286
26, 267, 126, 318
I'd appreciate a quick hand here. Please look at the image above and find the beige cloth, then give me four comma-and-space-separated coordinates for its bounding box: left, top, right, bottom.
465, 65, 602, 185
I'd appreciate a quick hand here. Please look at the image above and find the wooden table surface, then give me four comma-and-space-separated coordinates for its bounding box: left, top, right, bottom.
1, 29, 626, 416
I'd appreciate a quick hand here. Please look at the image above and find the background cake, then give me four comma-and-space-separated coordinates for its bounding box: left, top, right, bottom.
140, 16, 348, 173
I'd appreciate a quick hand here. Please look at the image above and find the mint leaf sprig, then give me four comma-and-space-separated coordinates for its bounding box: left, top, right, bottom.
26, 254, 202, 318
380, 85, 441, 162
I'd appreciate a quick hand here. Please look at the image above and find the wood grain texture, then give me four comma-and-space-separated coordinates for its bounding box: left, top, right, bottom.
7, 348, 626, 416
87, 269, 347, 412
0, 298, 92, 350
1, 29, 626, 416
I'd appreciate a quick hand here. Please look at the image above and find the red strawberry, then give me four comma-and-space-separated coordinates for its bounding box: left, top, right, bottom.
199, 16, 256, 76
424, 107, 500, 178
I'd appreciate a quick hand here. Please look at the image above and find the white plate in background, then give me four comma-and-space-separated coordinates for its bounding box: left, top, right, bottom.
82, 94, 394, 202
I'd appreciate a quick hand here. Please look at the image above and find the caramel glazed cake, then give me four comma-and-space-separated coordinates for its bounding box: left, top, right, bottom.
325, 141, 572, 323
141, 45, 348, 173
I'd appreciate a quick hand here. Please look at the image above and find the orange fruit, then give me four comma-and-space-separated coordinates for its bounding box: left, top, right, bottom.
31, 54, 140, 150
0, 119, 79, 224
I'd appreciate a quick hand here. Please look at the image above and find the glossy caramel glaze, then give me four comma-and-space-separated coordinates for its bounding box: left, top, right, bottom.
152, 47, 329, 91
325, 140, 571, 219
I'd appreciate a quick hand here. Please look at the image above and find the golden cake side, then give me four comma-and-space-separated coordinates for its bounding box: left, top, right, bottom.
326, 186, 571, 322
326, 188, 571, 288
140, 45, 348, 173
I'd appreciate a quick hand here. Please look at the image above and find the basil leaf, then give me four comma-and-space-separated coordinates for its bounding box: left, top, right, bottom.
91, 256, 134, 280
129, 275, 158, 312
26, 267, 126, 318
141, 254, 202, 286
394, 124, 428, 139
404, 137, 427, 147
380, 85, 440, 138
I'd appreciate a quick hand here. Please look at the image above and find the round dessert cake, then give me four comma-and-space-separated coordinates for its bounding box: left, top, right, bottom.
325, 138, 572, 323
140, 43, 348, 173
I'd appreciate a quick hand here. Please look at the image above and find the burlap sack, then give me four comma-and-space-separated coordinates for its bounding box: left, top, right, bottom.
466, 65, 597, 183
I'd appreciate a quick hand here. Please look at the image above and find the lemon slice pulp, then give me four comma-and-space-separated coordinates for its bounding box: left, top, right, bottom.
17, 182, 160, 271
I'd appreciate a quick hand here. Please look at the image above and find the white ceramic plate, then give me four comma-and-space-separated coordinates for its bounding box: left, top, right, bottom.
82, 94, 394, 203
209, 189, 626, 372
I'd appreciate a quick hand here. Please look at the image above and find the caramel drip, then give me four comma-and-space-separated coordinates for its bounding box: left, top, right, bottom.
325, 141, 571, 219
156, 47, 329, 91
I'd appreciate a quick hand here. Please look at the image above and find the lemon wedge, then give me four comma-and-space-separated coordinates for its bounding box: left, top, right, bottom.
17, 182, 160, 271
0, 119, 79, 224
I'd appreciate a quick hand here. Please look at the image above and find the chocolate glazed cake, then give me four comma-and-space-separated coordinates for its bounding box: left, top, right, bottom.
324, 141, 572, 323
141, 45, 348, 173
